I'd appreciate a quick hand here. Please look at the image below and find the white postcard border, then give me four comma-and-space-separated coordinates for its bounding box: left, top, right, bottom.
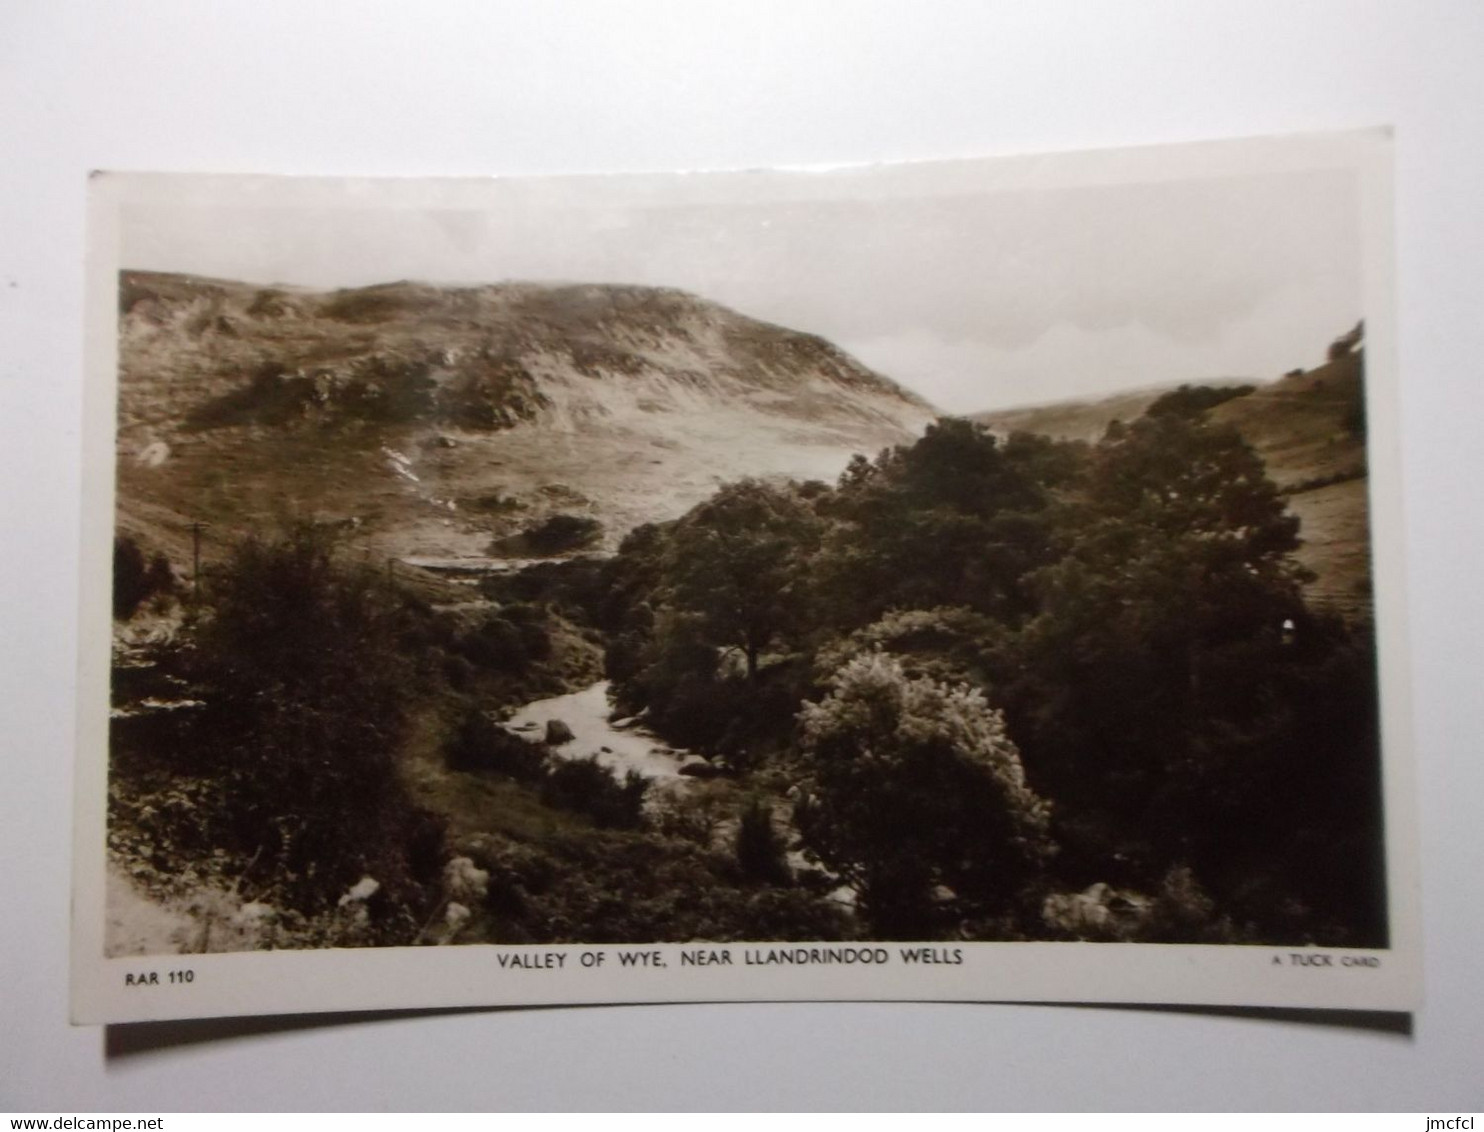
72, 129, 1421, 1025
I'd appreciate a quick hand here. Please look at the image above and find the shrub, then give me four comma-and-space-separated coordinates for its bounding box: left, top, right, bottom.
182, 525, 443, 922
522, 513, 603, 555
454, 606, 552, 673
467, 492, 525, 515
649, 783, 732, 847
796, 650, 1054, 938
113, 536, 174, 619
444, 709, 549, 782
1343, 389, 1367, 439
541, 756, 649, 829
1041, 882, 1150, 942
735, 798, 791, 885
457, 827, 848, 944
1145, 383, 1256, 420
1040, 867, 1243, 944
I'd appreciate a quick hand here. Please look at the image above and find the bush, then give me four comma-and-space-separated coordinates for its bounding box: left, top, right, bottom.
181, 525, 443, 922
796, 650, 1054, 938
1039, 867, 1243, 944
444, 709, 549, 782
1145, 383, 1256, 421
113, 536, 174, 619
457, 827, 848, 944
736, 798, 791, 885
467, 492, 524, 515
541, 756, 649, 829
454, 606, 552, 673
190, 357, 437, 429
1344, 388, 1367, 439
522, 513, 603, 555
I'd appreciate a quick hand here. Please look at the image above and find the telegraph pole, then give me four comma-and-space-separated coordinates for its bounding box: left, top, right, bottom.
189, 521, 208, 604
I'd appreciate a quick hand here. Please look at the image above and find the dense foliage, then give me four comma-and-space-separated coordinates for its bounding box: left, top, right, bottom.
599, 406, 1387, 946
108, 384, 1386, 950
179, 529, 445, 924
113, 535, 175, 619
796, 651, 1053, 937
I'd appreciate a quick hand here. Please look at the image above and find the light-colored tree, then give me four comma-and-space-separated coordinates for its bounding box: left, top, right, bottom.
795, 650, 1053, 938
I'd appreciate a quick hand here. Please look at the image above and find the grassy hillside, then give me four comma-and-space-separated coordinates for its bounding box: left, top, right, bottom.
970, 340, 1371, 619
970, 384, 1240, 443
1209, 349, 1369, 617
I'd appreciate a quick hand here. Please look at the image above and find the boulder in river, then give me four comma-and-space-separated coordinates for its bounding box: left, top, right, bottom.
679, 759, 724, 780
545, 718, 575, 745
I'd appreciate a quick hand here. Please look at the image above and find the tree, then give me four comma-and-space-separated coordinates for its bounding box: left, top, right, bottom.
1022, 413, 1310, 790
444, 707, 548, 781
998, 411, 1381, 934
664, 479, 821, 681
794, 651, 1053, 938
735, 798, 791, 885
1144, 383, 1256, 421
817, 418, 1066, 625
113, 536, 174, 619
540, 756, 649, 829
113, 535, 150, 620
519, 513, 602, 555
184, 525, 440, 917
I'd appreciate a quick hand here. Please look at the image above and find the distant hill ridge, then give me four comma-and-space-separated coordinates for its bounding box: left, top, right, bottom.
119, 271, 930, 434
969, 380, 1254, 444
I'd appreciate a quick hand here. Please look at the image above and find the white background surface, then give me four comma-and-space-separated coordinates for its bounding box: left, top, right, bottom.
2, 0, 1481, 1111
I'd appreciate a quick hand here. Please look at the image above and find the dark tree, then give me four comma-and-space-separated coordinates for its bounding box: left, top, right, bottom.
1145, 383, 1256, 421
1007, 413, 1308, 819
817, 418, 1065, 626
184, 525, 440, 917
664, 479, 822, 681
541, 756, 649, 829
113, 536, 150, 620
444, 708, 549, 782
999, 412, 1384, 941
520, 513, 603, 555
735, 798, 791, 886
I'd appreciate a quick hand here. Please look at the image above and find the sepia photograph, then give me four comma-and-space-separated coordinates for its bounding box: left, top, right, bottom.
71, 129, 1418, 1022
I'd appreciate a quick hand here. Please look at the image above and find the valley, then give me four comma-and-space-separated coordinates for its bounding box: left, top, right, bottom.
105, 276, 1386, 957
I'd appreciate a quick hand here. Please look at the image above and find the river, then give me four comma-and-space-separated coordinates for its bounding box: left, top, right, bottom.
503, 680, 695, 781
506, 679, 855, 907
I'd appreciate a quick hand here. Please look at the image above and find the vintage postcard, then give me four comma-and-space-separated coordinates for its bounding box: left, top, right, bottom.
72, 129, 1419, 1023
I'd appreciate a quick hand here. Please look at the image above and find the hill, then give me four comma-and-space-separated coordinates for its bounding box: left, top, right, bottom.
114, 272, 935, 567
1209, 346, 1369, 617
969, 335, 1371, 618
969, 382, 1251, 443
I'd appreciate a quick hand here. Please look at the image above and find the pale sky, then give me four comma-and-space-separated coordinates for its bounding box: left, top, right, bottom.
121, 163, 1361, 414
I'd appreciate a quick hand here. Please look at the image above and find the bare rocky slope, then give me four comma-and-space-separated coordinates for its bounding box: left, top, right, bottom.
115, 272, 936, 567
